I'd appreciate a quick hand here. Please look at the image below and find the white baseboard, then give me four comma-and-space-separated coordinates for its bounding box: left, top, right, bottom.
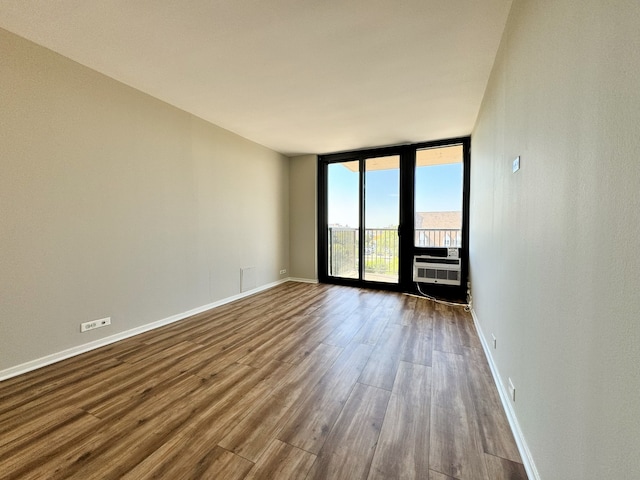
288, 277, 318, 284
470, 308, 541, 480
0, 279, 288, 382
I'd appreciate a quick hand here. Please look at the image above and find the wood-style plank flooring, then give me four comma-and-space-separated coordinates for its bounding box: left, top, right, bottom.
0, 282, 528, 479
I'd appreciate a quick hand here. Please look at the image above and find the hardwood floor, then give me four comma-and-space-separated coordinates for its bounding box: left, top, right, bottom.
0, 282, 528, 479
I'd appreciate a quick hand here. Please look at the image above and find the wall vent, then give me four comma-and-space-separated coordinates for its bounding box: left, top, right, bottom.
240, 266, 256, 292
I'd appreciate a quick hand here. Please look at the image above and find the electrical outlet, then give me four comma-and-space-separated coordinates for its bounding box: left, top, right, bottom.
279, 269, 287, 275
508, 378, 516, 402
491, 333, 497, 349
81, 317, 111, 333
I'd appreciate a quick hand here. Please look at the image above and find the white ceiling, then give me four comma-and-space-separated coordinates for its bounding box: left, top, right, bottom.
0, 1, 512, 156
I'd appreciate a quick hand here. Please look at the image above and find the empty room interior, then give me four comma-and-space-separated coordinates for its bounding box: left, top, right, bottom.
1, 1, 639, 479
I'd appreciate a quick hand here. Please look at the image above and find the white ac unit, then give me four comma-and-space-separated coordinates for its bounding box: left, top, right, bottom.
413, 254, 461, 286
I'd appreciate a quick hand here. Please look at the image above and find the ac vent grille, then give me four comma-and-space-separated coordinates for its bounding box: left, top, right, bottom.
413, 255, 461, 286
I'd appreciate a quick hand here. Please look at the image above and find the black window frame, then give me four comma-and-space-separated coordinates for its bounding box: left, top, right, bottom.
317, 136, 470, 300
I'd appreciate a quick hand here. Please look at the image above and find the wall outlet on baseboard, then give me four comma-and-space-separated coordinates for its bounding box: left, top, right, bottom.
491, 333, 497, 349
508, 377, 516, 402
279, 269, 287, 275
81, 317, 111, 333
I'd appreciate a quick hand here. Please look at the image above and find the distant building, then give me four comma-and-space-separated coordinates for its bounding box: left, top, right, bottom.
415, 211, 462, 247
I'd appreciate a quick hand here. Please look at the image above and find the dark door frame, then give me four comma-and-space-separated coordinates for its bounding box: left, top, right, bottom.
317, 136, 470, 300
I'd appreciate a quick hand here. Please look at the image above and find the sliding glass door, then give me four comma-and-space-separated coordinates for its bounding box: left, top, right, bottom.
327, 161, 360, 279
319, 137, 470, 296
325, 155, 400, 284
364, 156, 399, 283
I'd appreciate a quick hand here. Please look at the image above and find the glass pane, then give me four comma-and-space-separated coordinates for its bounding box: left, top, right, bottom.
327, 161, 359, 278
364, 155, 399, 283
414, 145, 463, 248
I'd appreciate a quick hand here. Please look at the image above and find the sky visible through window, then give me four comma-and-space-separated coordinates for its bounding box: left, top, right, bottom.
328, 162, 462, 228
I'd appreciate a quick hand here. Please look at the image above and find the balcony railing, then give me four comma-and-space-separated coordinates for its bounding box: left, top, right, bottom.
328, 228, 361, 278
328, 227, 461, 280
415, 228, 462, 248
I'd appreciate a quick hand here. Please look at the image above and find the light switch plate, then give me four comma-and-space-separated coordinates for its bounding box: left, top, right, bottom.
513, 156, 520, 173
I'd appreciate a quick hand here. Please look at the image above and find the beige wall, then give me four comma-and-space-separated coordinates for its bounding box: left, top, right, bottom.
289, 154, 317, 280
470, 1, 640, 478
0, 28, 289, 372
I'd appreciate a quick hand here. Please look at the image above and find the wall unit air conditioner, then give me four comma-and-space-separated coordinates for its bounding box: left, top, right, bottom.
413, 254, 461, 286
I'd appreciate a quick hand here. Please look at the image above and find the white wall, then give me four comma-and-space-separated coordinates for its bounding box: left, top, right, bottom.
0, 28, 289, 373
470, 1, 640, 478
289, 154, 317, 281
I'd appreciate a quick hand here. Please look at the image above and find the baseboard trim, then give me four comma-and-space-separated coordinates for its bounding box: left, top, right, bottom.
470, 308, 541, 480
0, 279, 288, 382
288, 277, 319, 284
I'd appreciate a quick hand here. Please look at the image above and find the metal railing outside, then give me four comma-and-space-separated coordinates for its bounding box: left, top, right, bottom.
328, 228, 359, 278
414, 228, 462, 248
328, 227, 461, 279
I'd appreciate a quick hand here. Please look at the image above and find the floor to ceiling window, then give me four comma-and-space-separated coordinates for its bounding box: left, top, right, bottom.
318, 137, 470, 298
414, 145, 464, 249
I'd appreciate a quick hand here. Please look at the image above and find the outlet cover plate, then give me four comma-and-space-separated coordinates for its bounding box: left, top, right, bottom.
81, 317, 111, 333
